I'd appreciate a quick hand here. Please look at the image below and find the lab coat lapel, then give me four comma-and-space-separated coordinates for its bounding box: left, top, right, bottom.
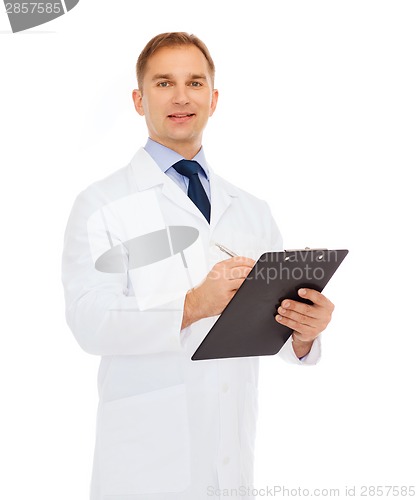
209, 169, 239, 231
130, 148, 209, 223
130, 148, 239, 227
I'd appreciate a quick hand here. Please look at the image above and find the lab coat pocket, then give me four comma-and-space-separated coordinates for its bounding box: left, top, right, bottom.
240, 382, 259, 485
99, 383, 191, 495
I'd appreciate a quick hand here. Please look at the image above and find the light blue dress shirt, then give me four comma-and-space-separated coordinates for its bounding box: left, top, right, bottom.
144, 138, 211, 201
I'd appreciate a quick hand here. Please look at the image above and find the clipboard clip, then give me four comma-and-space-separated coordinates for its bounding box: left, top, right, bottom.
283, 247, 328, 261
283, 247, 328, 252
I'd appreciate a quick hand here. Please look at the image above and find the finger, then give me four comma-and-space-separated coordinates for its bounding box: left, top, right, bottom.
225, 266, 253, 280
226, 256, 256, 268
279, 299, 322, 320
277, 305, 320, 326
228, 277, 247, 290
298, 288, 334, 311
275, 313, 317, 337
212, 260, 254, 280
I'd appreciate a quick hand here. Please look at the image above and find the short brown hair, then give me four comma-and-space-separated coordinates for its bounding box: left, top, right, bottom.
136, 32, 215, 90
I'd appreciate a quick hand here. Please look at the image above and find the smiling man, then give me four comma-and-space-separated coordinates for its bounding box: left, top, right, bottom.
133, 43, 218, 159
62, 32, 334, 500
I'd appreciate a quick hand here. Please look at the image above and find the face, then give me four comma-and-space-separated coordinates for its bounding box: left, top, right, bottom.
132, 45, 218, 158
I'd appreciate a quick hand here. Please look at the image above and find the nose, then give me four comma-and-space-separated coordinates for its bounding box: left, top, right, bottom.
172, 85, 190, 106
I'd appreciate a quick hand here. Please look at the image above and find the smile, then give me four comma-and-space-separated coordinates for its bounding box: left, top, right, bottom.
167, 113, 196, 123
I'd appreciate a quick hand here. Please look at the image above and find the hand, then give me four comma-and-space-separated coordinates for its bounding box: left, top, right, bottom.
182, 256, 255, 329
275, 288, 335, 358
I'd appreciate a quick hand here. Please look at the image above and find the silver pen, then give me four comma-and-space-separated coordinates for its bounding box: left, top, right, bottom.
214, 242, 238, 258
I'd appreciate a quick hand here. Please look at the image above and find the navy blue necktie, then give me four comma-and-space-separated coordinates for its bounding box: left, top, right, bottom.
172, 160, 211, 223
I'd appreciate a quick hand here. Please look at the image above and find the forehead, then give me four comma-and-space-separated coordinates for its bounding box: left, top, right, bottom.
144, 45, 211, 80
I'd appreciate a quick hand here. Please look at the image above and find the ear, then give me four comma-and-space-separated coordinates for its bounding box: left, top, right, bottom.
132, 89, 145, 116
209, 89, 219, 117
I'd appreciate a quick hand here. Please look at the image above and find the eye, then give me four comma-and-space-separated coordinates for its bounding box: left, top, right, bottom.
190, 81, 203, 87
157, 81, 171, 87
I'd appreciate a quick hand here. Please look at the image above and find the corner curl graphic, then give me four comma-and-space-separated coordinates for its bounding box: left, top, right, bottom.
87, 191, 206, 311
4, 1, 79, 33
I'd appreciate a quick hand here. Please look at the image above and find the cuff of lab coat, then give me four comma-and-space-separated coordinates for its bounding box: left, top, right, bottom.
278, 335, 321, 365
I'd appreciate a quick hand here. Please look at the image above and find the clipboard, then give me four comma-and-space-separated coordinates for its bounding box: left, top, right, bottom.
191, 248, 348, 361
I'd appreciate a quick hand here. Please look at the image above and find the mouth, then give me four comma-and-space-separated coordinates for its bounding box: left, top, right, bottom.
168, 113, 195, 123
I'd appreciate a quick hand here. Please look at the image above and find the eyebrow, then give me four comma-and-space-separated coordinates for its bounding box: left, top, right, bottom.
151, 73, 208, 81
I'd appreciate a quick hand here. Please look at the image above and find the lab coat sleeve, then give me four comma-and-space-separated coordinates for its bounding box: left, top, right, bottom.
264, 201, 322, 366
61, 190, 186, 356
278, 335, 321, 365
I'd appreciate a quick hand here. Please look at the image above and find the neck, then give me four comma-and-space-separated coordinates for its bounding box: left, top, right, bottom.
149, 137, 202, 159
175, 145, 201, 160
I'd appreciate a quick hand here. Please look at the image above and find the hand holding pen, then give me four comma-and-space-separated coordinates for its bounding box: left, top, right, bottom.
181, 244, 255, 329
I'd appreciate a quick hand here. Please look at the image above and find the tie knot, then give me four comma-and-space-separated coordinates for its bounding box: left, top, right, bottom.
172, 159, 201, 178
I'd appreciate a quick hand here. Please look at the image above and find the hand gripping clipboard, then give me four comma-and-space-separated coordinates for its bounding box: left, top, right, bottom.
192, 248, 349, 361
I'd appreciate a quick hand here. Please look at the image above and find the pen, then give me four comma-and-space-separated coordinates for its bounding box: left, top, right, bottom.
214, 242, 238, 258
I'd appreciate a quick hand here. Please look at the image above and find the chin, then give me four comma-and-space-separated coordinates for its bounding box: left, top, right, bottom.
168, 132, 199, 143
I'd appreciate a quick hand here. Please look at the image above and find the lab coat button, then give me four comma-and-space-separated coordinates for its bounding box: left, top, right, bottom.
222, 383, 229, 393
223, 456, 230, 465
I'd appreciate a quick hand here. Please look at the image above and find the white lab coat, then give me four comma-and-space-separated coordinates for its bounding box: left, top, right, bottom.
62, 148, 320, 500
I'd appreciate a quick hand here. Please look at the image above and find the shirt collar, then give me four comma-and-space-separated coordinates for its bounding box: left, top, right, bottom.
144, 138, 210, 179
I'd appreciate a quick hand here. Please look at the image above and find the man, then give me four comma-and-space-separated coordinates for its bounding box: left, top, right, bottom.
62, 32, 334, 500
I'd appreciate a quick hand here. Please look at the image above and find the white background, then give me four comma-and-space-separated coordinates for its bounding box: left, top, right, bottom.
1, 1, 416, 498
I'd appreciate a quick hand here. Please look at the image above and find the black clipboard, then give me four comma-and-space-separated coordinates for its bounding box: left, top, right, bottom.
192, 248, 348, 361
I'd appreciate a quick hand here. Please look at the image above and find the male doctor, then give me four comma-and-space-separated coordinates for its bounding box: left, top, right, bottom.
62, 32, 335, 500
